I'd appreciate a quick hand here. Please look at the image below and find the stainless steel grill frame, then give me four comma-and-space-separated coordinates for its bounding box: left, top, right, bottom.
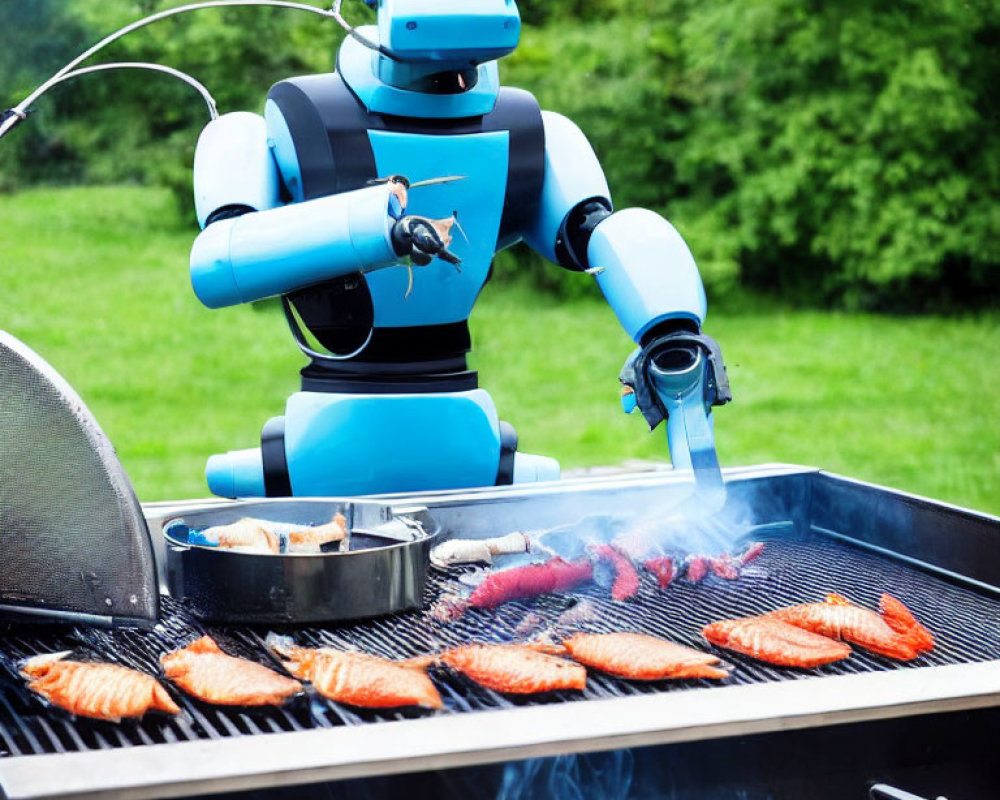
1, 464, 998, 800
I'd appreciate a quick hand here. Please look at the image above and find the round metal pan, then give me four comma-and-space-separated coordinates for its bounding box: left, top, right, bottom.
162, 500, 440, 624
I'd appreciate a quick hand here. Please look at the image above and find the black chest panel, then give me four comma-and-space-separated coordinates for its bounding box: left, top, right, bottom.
266, 74, 545, 384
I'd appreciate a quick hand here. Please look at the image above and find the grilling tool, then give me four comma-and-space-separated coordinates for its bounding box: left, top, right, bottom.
621, 330, 731, 509
0, 331, 158, 628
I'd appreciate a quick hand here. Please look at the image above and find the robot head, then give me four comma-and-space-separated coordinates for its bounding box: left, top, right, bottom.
369, 0, 521, 89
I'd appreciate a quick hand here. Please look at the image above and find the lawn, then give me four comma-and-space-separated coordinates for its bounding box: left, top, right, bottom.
1, 185, 997, 513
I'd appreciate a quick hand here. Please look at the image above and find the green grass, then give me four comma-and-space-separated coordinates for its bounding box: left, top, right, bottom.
2, 185, 998, 514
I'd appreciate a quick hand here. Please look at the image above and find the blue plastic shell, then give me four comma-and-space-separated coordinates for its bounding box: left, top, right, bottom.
522, 111, 611, 263
379, 0, 520, 63
365, 129, 509, 326
193, 112, 280, 229
338, 32, 500, 118
189, 185, 398, 308
283, 389, 502, 496
589, 209, 707, 343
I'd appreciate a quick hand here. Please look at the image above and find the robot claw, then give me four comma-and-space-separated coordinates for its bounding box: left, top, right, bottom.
620, 330, 732, 496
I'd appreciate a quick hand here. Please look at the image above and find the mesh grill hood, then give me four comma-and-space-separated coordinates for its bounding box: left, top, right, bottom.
0, 331, 157, 627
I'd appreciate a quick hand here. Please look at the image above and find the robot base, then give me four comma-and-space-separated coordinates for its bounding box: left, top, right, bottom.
205, 388, 560, 498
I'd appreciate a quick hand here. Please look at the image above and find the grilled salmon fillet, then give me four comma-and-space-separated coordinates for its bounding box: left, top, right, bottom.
768, 594, 921, 660
426, 644, 587, 694
21, 653, 180, 722
702, 616, 853, 668
161, 636, 303, 707
563, 632, 729, 680
275, 643, 442, 710
878, 594, 935, 653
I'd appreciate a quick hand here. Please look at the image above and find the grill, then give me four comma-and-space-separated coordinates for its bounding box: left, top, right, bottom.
1, 465, 999, 799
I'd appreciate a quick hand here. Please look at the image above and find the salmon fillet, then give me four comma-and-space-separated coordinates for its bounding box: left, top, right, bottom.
276, 644, 442, 710
161, 636, 303, 707
21, 653, 180, 722
563, 632, 729, 680
702, 616, 853, 668
436, 644, 587, 694
879, 594, 935, 653
768, 594, 920, 660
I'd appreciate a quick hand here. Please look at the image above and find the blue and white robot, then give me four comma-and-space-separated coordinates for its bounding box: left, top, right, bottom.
185, 0, 733, 498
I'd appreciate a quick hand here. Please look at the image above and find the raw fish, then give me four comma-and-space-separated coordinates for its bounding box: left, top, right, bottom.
643, 556, 675, 589
468, 557, 593, 609
591, 544, 640, 601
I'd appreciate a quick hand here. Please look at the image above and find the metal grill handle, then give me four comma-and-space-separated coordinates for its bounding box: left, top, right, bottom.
870, 783, 948, 800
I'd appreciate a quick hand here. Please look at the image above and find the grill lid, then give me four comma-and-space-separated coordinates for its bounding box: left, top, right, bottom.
0, 330, 157, 628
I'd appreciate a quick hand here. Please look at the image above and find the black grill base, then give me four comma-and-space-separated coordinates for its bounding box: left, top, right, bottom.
178, 707, 1000, 800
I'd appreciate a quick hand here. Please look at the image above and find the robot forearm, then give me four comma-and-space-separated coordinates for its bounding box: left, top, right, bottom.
587, 208, 707, 344
190, 110, 400, 309
189, 185, 399, 308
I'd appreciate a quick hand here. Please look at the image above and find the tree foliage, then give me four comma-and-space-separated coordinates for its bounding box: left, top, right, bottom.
1, 0, 997, 309
504, 0, 1000, 309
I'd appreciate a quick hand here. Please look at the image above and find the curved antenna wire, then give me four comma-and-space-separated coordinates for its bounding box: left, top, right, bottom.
51, 62, 219, 120
9, 1, 341, 118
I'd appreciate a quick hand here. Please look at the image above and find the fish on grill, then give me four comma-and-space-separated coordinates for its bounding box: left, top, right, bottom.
563, 632, 730, 681
740, 541, 765, 565
879, 593, 935, 653
685, 555, 709, 583
468, 557, 593, 609
161, 636, 303, 707
702, 616, 853, 668
408, 643, 587, 694
591, 544, 640, 601
430, 532, 530, 567
643, 556, 675, 589
269, 638, 442, 710
708, 555, 740, 580
767, 594, 924, 660
21, 652, 180, 722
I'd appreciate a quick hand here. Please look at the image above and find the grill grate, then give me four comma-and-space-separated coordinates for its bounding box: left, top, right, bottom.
1, 523, 998, 758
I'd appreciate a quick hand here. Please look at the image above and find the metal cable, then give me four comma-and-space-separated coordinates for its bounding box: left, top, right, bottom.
48, 62, 219, 121
10, 1, 346, 118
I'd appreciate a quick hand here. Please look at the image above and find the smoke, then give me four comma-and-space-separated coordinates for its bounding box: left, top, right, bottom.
496, 751, 634, 800
526, 488, 758, 564
495, 751, 779, 800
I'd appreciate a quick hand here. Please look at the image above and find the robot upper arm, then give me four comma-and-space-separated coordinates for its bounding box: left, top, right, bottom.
193, 111, 282, 229
521, 110, 612, 268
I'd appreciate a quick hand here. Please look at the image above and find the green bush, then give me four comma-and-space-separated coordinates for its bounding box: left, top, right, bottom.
503, 0, 1000, 309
